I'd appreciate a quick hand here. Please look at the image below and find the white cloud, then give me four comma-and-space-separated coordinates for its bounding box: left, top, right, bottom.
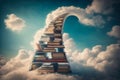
107, 25, 120, 38
0, 49, 33, 75
4, 14, 25, 31
63, 33, 120, 77
46, 6, 105, 27
86, 0, 118, 14
31, 28, 45, 50
0, 49, 79, 80
1, 71, 77, 80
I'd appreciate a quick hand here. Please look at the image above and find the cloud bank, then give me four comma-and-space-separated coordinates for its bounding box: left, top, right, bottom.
4, 14, 25, 31
63, 33, 120, 79
0, 49, 79, 80
1, 33, 120, 80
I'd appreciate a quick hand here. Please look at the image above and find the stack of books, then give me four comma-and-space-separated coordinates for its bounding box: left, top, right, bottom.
30, 13, 71, 73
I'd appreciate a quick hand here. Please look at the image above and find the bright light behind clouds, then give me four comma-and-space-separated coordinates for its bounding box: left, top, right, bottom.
4, 14, 25, 31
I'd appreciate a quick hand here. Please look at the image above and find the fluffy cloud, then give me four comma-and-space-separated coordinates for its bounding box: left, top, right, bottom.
1, 71, 77, 80
31, 28, 45, 50
107, 25, 120, 38
4, 14, 25, 31
46, 6, 105, 27
0, 49, 79, 80
86, 0, 119, 14
0, 49, 33, 75
63, 33, 120, 79
1, 34, 120, 80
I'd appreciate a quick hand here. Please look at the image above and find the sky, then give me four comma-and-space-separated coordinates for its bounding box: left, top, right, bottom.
0, 0, 119, 57
0, 0, 120, 80
0, 0, 93, 57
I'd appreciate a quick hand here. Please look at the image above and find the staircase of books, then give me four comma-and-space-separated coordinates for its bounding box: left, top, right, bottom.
30, 13, 71, 74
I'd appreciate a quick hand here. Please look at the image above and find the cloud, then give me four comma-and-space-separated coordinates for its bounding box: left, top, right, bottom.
31, 28, 45, 50
0, 56, 7, 69
86, 0, 119, 14
46, 6, 105, 27
0, 49, 79, 80
63, 33, 120, 79
107, 25, 120, 38
1, 35, 120, 80
0, 49, 33, 75
0, 33, 120, 80
4, 14, 25, 31
1, 71, 77, 80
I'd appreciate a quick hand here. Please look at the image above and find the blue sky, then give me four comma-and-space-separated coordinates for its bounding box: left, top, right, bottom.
0, 0, 120, 80
0, 0, 120, 58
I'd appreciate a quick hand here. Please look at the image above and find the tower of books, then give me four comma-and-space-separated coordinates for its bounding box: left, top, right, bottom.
30, 13, 71, 74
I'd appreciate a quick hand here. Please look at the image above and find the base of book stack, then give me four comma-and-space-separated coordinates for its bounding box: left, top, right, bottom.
30, 13, 71, 74
37, 62, 71, 74
30, 51, 71, 74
